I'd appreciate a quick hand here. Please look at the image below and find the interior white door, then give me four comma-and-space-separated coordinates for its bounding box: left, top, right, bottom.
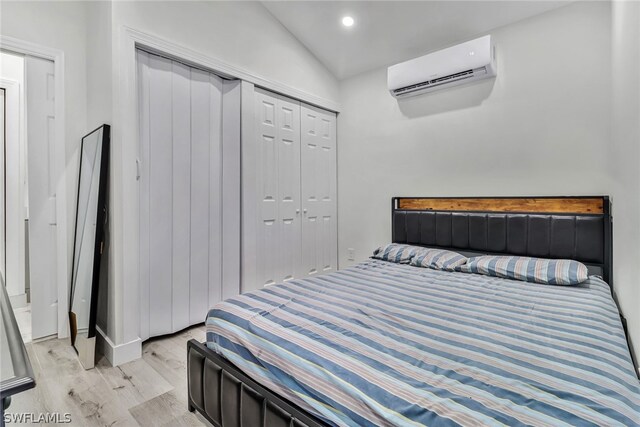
254, 89, 301, 286
137, 50, 224, 340
26, 55, 57, 339
300, 104, 338, 277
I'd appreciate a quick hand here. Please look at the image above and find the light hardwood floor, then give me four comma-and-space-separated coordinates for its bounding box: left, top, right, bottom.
6, 325, 211, 426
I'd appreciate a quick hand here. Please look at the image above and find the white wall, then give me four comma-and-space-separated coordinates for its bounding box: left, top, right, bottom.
111, 1, 339, 104
337, 0, 640, 360
611, 0, 640, 365
86, 1, 113, 129
0, 51, 24, 82
338, 1, 611, 265
85, 0, 115, 341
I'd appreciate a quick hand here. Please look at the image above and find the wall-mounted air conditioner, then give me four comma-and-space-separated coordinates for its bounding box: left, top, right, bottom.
388, 35, 496, 98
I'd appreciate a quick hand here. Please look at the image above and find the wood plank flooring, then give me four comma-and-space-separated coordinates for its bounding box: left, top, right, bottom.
5, 325, 210, 426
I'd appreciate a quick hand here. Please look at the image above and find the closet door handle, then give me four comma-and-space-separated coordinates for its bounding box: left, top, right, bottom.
296, 209, 300, 214
303, 209, 308, 214
136, 158, 141, 181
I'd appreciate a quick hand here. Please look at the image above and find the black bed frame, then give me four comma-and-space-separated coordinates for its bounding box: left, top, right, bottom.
187, 196, 637, 427
187, 339, 327, 427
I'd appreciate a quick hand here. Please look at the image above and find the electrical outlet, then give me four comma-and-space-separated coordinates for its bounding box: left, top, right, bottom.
347, 248, 356, 261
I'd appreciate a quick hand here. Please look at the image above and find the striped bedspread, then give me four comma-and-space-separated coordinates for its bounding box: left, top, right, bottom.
205, 260, 640, 426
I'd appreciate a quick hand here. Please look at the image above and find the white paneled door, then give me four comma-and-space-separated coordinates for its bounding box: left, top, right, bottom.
26, 56, 58, 339
255, 89, 301, 286
137, 50, 225, 340
253, 89, 337, 288
300, 104, 338, 277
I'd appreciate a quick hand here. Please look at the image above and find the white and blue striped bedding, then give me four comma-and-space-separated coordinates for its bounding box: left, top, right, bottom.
206, 259, 640, 426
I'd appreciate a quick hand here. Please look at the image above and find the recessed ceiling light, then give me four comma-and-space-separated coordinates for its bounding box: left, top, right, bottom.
342, 16, 355, 27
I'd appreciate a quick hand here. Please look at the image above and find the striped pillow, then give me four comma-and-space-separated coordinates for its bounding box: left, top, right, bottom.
372, 244, 420, 264
457, 256, 589, 285
410, 248, 467, 271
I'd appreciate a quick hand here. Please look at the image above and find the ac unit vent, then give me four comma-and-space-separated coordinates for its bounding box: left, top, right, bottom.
430, 69, 474, 84
388, 35, 496, 98
393, 69, 475, 95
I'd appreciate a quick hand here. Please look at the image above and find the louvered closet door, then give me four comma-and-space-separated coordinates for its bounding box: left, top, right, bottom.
300, 104, 338, 277
255, 89, 301, 286
137, 50, 223, 340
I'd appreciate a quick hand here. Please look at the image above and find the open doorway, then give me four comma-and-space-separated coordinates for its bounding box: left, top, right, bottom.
0, 50, 30, 343
1, 48, 60, 342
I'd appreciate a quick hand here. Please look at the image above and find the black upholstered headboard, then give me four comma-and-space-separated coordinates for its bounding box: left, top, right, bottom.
392, 196, 612, 288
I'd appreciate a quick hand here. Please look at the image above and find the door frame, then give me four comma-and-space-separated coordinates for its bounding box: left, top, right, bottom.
0, 36, 69, 339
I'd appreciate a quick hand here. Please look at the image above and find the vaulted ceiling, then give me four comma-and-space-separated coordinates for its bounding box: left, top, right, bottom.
263, 1, 573, 79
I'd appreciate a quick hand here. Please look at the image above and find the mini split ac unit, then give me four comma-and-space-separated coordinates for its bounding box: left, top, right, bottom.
388, 35, 496, 98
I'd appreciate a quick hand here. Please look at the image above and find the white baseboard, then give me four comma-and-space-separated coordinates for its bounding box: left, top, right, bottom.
9, 293, 27, 309
96, 326, 141, 367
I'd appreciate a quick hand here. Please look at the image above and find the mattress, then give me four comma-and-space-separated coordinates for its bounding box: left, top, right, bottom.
205, 259, 640, 426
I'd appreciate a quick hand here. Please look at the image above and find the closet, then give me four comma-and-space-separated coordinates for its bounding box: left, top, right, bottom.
136, 51, 335, 336
250, 88, 337, 288
136, 50, 240, 340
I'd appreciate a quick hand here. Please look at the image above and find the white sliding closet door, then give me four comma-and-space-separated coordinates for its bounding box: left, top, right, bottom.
137, 50, 224, 340
255, 89, 301, 286
300, 104, 337, 277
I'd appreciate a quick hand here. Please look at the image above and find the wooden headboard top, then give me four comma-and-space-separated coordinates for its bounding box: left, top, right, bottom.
396, 197, 604, 215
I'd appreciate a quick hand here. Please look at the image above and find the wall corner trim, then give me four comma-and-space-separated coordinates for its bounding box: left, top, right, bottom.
96, 326, 142, 367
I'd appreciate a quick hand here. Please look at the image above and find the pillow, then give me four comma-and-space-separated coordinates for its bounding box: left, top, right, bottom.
372, 244, 420, 264
457, 256, 589, 285
410, 248, 467, 271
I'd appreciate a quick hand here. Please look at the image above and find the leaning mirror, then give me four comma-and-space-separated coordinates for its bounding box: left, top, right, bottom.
69, 124, 110, 369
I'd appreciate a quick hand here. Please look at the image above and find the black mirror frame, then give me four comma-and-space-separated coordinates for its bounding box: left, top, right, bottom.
69, 124, 110, 347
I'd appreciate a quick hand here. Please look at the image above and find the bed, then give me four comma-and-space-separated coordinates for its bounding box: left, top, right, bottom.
188, 196, 640, 427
